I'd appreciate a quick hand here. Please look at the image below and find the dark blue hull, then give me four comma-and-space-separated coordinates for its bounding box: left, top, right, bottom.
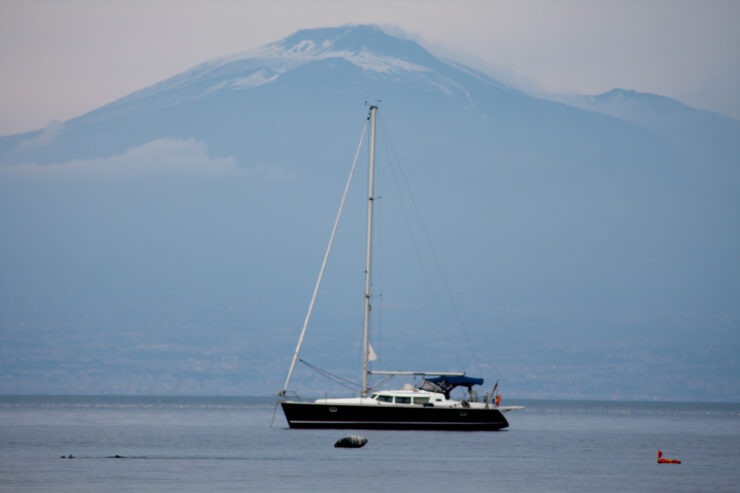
281, 401, 509, 431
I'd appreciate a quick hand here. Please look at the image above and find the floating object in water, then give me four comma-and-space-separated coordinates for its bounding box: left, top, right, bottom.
114, 455, 124, 459
657, 450, 681, 464
334, 435, 368, 448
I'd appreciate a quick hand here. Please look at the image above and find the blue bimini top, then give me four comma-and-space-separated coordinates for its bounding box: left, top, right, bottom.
425, 376, 484, 387
419, 376, 484, 398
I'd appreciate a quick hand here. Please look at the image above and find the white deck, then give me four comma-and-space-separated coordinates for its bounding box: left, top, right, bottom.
315, 388, 523, 412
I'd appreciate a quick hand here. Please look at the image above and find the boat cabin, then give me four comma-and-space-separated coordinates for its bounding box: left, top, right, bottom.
312, 375, 504, 410
369, 390, 445, 406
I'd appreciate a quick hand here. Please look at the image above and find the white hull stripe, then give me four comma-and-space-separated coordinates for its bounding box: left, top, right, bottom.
290, 420, 504, 425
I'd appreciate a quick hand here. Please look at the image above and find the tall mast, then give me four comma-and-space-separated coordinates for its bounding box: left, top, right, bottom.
362, 105, 377, 396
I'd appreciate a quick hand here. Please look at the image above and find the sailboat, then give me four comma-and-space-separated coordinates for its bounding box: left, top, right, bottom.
279, 106, 520, 430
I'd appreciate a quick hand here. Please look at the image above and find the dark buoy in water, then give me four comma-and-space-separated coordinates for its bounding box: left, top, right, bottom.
334, 435, 368, 448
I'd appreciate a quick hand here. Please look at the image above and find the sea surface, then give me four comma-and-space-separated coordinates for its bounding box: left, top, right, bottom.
1, 396, 738, 492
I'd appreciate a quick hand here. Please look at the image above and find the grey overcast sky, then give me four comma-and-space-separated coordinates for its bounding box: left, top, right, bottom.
1, 0, 738, 135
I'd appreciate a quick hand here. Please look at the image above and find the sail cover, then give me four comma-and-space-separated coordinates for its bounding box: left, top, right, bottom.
420, 376, 484, 398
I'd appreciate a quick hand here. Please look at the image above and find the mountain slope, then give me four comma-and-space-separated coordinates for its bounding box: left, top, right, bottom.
555, 88, 740, 160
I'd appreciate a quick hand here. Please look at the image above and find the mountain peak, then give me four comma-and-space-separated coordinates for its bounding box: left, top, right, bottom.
589, 88, 688, 112
280, 24, 387, 47
274, 25, 427, 59
220, 24, 437, 71
104, 24, 477, 113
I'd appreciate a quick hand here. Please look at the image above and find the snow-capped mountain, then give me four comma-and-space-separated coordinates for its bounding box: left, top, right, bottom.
1, 25, 523, 167
111, 26, 485, 109
0, 25, 738, 399
2, 25, 734, 167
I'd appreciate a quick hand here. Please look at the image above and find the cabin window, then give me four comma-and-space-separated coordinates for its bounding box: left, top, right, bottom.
395, 396, 411, 404
377, 395, 393, 403
413, 397, 429, 405
371, 394, 378, 399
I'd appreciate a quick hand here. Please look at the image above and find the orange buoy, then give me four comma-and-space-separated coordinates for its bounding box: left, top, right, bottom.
657, 450, 681, 464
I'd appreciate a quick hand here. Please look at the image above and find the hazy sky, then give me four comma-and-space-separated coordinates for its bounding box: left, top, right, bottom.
1, 0, 738, 135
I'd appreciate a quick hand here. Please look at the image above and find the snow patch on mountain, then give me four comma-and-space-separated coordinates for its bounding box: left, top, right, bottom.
224, 39, 431, 75
229, 69, 280, 90
108, 29, 471, 111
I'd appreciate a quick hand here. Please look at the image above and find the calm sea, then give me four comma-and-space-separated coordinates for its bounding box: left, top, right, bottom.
1, 396, 738, 492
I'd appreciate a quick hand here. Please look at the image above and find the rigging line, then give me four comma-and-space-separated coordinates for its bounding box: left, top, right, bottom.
280, 118, 369, 396
377, 117, 465, 372
377, 269, 383, 367
379, 118, 483, 376
377, 123, 461, 370
269, 400, 280, 428
374, 148, 384, 369
299, 359, 362, 392
367, 374, 394, 391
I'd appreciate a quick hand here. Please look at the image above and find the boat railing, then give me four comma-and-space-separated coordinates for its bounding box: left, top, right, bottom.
279, 390, 302, 402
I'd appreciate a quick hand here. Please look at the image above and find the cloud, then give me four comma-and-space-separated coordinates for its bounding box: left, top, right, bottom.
12, 120, 64, 153
0, 138, 294, 179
